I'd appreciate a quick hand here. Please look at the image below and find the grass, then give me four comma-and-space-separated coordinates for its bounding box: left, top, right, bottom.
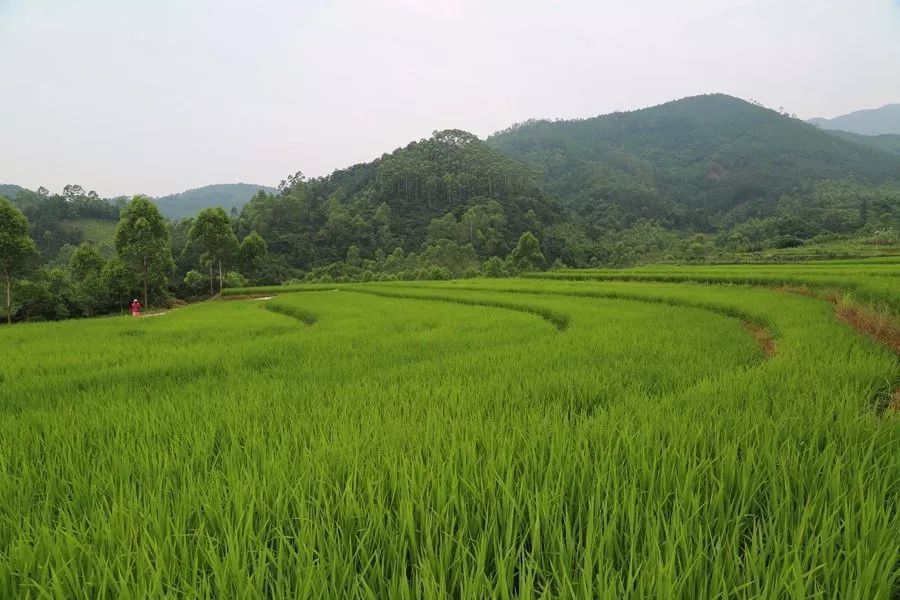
733, 240, 900, 261
525, 259, 900, 311
62, 218, 118, 245
1, 261, 898, 598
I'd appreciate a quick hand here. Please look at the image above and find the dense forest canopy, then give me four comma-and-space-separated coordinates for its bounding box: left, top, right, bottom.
487, 94, 900, 232
2, 94, 899, 323
236, 129, 566, 271
9, 185, 121, 259
822, 130, 900, 157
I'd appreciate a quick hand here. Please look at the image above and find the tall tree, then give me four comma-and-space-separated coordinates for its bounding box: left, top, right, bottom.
238, 231, 267, 282
0, 196, 39, 324
189, 207, 238, 296
114, 196, 173, 308
508, 231, 544, 273
69, 244, 107, 316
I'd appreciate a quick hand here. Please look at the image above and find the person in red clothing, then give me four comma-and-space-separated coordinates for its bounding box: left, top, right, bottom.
130, 299, 142, 317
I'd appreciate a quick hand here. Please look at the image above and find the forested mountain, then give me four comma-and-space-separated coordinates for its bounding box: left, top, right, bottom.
4, 94, 900, 324
9, 185, 121, 260
234, 129, 572, 274
487, 94, 900, 232
823, 130, 900, 156
154, 183, 276, 219
0, 184, 26, 199
809, 103, 900, 135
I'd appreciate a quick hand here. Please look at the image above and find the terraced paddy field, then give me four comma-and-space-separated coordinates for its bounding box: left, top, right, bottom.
1, 262, 898, 598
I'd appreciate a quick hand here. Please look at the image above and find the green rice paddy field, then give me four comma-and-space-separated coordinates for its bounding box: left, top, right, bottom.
1, 262, 898, 598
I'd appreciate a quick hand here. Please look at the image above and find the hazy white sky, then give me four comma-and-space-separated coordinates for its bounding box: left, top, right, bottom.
2, 0, 898, 197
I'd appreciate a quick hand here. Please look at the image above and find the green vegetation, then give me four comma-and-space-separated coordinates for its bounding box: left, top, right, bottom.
2, 261, 898, 597
0, 184, 26, 200
488, 95, 900, 233
526, 260, 900, 311
0, 197, 39, 323
4, 95, 900, 324
808, 103, 900, 136
188, 207, 240, 296
10, 184, 120, 259
153, 183, 276, 219
824, 130, 900, 156
62, 218, 119, 245
115, 196, 175, 307
732, 237, 900, 261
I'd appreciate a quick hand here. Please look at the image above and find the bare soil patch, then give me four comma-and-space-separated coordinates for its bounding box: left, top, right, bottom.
743, 322, 776, 358
834, 302, 900, 355
780, 286, 899, 355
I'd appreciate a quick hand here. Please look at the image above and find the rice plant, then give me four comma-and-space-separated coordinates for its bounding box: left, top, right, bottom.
1, 263, 898, 598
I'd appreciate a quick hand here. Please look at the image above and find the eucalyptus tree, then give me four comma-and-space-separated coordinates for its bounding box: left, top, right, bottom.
0, 196, 39, 324
189, 207, 239, 296
114, 195, 173, 308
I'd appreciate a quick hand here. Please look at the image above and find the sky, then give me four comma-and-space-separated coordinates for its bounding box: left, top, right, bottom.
1, 0, 898, 198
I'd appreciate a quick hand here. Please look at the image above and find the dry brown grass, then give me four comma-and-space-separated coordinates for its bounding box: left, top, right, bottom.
779, 286, 899, 355
777, 285, 818, 298
834, 301, 900, 355
743, 322, 776, 358
888, 388, 900, 414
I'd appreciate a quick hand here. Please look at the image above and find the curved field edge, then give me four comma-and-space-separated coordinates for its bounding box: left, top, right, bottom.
224, 263, 898, 355
263, 301, 318, 325
345, 287, 570, 331
526, 267, 900, 312
229, 277, 898, 414
353, 284, 779, 361
229, 282, 781, 356
387, 281, 778, 336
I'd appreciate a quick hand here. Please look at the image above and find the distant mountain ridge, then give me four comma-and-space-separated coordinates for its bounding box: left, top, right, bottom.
487, 94, 900, 229
5, 94, 900, 249
2, 182, 276, 220
0, 183, 26, 199
153, 183, 276, 219
808, 104, 900, 135
822, 130, 900, 156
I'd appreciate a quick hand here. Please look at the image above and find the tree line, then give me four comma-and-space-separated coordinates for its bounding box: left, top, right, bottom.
0, 195, 268, 323
0, 186, 549, 323
2, 120, 898, 323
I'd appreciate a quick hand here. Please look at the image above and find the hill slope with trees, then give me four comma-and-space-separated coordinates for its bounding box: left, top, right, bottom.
487, 94, 900, 231
808, 103, 900, 135
3, 94, 900, 323
0, 184, 26, 200
153, 183, 276, 219
822, 130, 900, 156
234, 129, 572, 279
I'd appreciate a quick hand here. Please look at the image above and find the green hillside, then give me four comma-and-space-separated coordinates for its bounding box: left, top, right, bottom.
487, 94, 900, 230
235, 100, 900, 275
824, 129, 900, 156
62, 218, 118, 245
154, 183, 276, 219
236, 129, 565, 269
809, 103, 900, 135
0, 183, 26, 199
